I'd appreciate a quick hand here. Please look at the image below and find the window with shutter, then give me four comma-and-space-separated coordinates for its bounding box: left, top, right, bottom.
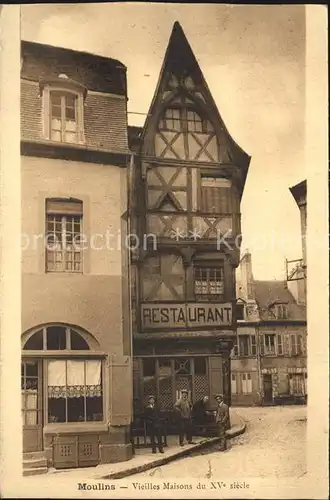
251, 335, 257, 356
297, 335, 303, 355
290, 335, 298, 356
264, 334, 276, 355
277, 334, 284, 355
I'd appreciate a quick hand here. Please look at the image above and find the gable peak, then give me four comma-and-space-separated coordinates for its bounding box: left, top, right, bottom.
164, 21, 200, 83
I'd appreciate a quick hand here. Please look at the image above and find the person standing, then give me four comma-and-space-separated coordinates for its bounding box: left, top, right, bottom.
174, 389, 193, 446
192, 395, 209, 435
215, 394, 229, 451
144, 395, 164, 454
192, 395, 209, 425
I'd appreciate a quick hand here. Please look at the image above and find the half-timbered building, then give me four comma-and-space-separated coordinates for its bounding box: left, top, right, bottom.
129, 22, 251, 419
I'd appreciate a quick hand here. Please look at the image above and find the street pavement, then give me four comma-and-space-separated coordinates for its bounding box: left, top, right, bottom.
129, 405, 307, 479
7, 405, 308, 498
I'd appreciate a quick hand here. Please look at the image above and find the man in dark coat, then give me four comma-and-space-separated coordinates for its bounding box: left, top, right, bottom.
192, 395, 209, 426
215, 394, 229, 451
174, 389, 193, 446
144, 395, 164, 454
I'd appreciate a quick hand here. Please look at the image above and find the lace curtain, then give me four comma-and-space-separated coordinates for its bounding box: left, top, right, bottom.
48, 359, 102, 398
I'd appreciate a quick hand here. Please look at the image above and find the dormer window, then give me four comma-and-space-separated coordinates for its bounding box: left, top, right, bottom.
50, 91, 78, 143
40, 76, 87, 145
275, 304, 288, 319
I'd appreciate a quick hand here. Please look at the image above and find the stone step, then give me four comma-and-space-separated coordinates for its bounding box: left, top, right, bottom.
23, 451, 45, 461
23, 466, 48, 477
23, 457, 48, 469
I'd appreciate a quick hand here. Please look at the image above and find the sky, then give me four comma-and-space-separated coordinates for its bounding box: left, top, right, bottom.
20, 3, 306, 280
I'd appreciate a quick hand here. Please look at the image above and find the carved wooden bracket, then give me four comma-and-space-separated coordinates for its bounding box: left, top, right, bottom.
180, 247, 196, 267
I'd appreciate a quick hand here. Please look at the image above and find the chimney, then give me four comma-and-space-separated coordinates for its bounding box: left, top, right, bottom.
238, 250, 254, 300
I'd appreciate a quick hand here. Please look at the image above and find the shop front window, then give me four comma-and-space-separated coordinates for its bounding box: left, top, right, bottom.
142, 358, 156, 406
158, 359, 173, 409
47, 359, 102, 423
22, 324, 103, 425
289, 373, 306, 395
138, 357, 209, 410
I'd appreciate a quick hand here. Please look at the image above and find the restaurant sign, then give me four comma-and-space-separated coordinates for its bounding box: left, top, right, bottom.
141, 302, 233, 330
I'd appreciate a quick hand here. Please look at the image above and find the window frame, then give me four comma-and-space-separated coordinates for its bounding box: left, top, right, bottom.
233, 335, 257, 357
45, 198, 84, 274
158, 106, 212, 134
193, 263, 225, 302
289, 373, 306, 396
297, 334, 304, 356
199, 175, 232, 214
236, 303, 245, 321
277, 333, 284, 355
238, 335, 249, 357
241, 372, 253, 394
47, 358, 103, 424
231, 373, 237, 394
42, 83, 86, 145
22, 325, 106, 426
264, 334, 276, 356
49, 91, 78, 143
251, 335, 257, 356
276, 303, 289, 319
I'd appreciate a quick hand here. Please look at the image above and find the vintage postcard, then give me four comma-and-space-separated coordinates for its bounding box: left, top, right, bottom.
0, 3, 328, 499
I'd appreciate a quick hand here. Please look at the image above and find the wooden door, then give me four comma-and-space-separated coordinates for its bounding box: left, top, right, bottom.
174, 358, 192, 401
21, 359, 43, 452
263, 374, 273, 404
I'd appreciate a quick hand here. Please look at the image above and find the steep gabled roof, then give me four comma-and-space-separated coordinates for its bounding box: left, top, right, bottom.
141, 21, 250, 187
254, 280, 306, 321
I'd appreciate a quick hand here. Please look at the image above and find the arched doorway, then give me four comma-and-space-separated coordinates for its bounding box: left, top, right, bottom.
21, 324, 103, 453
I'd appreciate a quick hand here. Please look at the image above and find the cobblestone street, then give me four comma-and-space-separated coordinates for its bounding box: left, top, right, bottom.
130, 406, 307, 479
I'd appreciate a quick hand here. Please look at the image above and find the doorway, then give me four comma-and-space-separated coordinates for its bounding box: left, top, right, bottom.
174, 358, 192, 400
21, 359, 43, 452
263, 374, 273, 405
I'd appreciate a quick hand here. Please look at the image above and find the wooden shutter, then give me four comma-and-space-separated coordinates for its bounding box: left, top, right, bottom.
132, 358, 141, 412
200, 177, 232, 213
208, 356, 223, 402
109, 354, 132, 426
